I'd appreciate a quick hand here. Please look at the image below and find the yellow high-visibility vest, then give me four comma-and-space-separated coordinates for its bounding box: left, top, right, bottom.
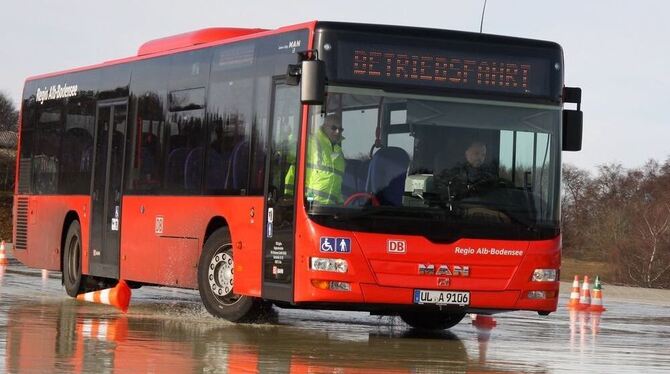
285, 128, 344, 205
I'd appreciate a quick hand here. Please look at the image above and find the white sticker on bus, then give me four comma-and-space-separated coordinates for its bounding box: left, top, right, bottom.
454, 246, 524, 256
36, 83, 78, 104
387, 239, 406, 253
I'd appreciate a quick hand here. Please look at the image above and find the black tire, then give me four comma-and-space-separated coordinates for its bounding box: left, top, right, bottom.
197, 227, 269, 322
63, 221, 84, 297
400, 311, 466, 330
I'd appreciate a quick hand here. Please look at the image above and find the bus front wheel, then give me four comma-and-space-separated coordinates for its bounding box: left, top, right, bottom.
400, 311, 466, 330
197, 227, 269, 322
63, 221, 85, 297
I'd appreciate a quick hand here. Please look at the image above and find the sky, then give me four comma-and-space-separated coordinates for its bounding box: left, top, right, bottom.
1, 0, 668, 171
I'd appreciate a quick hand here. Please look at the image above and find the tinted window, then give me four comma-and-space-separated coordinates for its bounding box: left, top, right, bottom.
207, 71, 254, 195
205, 30, 309, 196
251, 30, 310, 194
126, 57, 169, 194
167, 109, 205, 193
33, 100, 63, 194
128, 92, 165, 193
127, 50, 212, 195
19, 71, 101, 195
249, 76, 271, 194
59, 86, 96, 194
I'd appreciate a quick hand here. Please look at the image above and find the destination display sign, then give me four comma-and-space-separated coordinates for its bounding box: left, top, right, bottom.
334, 40, 554, 97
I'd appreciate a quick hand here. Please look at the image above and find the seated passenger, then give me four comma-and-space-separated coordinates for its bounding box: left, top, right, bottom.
436, 141, 497, 199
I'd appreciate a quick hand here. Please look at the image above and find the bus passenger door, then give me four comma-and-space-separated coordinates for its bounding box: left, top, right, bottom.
89, 101, 127, 279
262, 81, 300, 302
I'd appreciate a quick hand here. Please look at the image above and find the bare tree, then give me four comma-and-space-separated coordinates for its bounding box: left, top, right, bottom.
564, 161, 670, 288
0, 91, 18, 132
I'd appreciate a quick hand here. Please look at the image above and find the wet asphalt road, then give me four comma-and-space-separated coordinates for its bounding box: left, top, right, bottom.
1, 262, 669, 373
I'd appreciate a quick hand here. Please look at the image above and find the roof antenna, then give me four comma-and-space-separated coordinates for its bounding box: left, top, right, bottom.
479, 0, 488, 33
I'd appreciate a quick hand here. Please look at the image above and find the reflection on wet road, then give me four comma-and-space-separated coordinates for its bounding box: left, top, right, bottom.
1, 264, 669, 373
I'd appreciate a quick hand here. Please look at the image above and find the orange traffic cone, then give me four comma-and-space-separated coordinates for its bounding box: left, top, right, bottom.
567, 275, 581, 309
76, 280, 131, 313
589, 276, 606, 312
577, 275, 591, 310
0, 240, 9, 265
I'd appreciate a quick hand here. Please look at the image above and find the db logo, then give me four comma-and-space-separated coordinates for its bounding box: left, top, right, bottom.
387, 239, 406, 254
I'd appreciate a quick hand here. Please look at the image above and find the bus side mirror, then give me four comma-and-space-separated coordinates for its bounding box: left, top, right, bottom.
562, 87, 583, 152
287, 54, 326, 105
299, 59, 325, 105
562, 110, 582, 151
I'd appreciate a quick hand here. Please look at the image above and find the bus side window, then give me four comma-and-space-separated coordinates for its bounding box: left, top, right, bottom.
33, 103, 63, 194
128, 93, 165, 193
60, 92, 95, 194
207, 76, 254, 195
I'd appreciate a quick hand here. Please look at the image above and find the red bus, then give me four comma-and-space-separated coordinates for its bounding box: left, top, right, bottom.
14, 21, 583, 329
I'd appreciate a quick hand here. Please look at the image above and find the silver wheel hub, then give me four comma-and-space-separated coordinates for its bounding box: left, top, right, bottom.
208, 251, 234, 297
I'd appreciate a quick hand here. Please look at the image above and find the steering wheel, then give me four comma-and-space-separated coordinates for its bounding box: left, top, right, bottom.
343, 192, 380, 207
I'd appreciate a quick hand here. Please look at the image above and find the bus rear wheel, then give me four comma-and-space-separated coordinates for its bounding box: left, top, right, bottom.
400, 311, 466, 330
63, 221, 85, 297
197, 227, 269, 322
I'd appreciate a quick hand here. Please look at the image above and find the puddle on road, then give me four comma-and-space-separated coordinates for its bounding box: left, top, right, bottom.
1, 265, 669, 373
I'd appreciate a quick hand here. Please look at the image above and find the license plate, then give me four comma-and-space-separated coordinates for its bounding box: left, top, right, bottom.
413, 290, 470, 306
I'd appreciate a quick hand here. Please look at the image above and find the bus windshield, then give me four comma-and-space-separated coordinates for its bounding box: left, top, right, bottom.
304, 86, 561, 242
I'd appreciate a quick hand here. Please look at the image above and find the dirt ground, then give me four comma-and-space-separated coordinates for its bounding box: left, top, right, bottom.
560, 257, 612, 282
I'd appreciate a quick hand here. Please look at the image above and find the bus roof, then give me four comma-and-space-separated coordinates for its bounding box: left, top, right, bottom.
136, 28, 268, 56
25, 20, 561, 82
25, 21, 317, 82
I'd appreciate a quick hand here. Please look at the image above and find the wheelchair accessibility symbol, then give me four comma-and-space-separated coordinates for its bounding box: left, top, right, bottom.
320, 237, 351, 253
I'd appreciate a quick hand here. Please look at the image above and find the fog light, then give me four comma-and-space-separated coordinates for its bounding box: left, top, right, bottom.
310, 257, 348, 273
532, 269, 557, 282
527, 291, 547, 299
310, 279, 351, 292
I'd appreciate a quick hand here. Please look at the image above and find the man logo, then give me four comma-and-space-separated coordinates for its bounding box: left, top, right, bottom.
418, 264, 470, 277
387, 239, 406, 254
437, 278, 450, 287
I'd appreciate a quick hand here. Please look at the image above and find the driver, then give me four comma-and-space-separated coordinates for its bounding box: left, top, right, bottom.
436, 141, 497, 200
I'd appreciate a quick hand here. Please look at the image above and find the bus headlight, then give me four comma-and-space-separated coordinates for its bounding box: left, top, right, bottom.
310, 257, 348, 273
532, 269, 557, 282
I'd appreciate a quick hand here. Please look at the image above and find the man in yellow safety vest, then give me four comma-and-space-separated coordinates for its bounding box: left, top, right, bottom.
284, 114, 345, 205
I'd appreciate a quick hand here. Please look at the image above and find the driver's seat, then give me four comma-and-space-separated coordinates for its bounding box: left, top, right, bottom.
365, 146, 410, 206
